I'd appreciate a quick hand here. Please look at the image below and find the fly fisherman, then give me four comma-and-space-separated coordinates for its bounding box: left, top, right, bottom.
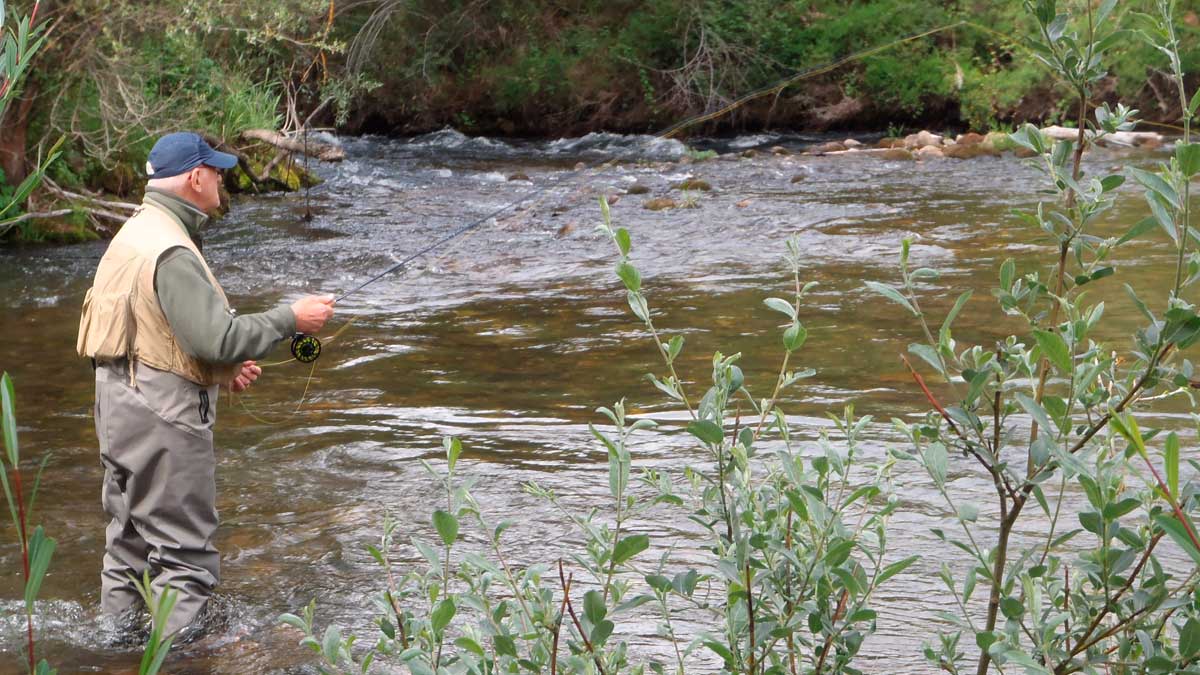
76, 132, 336, 640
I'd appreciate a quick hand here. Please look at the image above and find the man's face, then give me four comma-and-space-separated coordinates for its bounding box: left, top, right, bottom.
186, 165, 223, 213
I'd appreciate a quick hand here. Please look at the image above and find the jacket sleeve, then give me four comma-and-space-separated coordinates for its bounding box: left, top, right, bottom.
154, 247, 296, 365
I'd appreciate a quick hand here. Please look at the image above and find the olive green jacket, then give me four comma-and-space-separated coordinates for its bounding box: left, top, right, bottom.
146, 188, 295, 365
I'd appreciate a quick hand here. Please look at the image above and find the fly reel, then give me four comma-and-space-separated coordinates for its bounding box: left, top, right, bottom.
290, 333, 323, 363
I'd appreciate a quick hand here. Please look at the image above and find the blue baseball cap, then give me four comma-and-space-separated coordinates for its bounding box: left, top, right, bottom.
145, 132, 238, 179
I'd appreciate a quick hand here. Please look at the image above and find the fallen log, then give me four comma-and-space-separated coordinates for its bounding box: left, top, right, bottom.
240, 129, 345, 162
198, 133, 268, 193
1041, 125, 1164, 148
43, 177, 138, 212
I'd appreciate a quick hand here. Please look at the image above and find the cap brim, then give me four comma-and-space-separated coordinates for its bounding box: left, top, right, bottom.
204, 150, 239, 170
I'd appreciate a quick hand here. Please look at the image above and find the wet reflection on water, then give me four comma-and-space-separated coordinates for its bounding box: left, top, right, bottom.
0, 131, 1194, 672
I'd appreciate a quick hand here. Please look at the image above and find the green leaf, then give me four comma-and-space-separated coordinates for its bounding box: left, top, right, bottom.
1146, 190, 1180, 245
924, 443, 948, 486
494, 519, 514, 542
455, 636, 486, 657
612, 534, 650, 565
666, 335, 684, 362
627, 290, 649, 323
1109, 412, 1146, 456
366, 544, 385, 566
1010, 124, 1046, 155
443, 436, 462, 472
763, 297, 796, 319
432, 510, 459, 547
1130, 167, 1180, 210
322, 624, 343, 659
1033, 329, 1072, 374
1099, 174, 1125, 192
783, 322, 807, 352
941, 290, 972, 335
1181, 618, 1200, 659
645, 574, 672, 593
1000, 597, 1024, 619
1103, 498, 1142, 520
616, 261, 641, 292
704, 640, 736, 668
278, 613, 308, 632
686, 420, 723, 445
494, 634, 518, 658
1156, 514, 1200, 567
877, 555, 919, 585
24, 526, 54, 611
1000, 259, 1015, 290
975, 630, 999, 652
847, 608, 877, 623
909, 344, 945, 376
1125, 284, 1156, 323
2, 372, 18, 467
1015, 393, 1055, 438
864, 281, 918, 315
615, 227, 632, 256
1167, 432, 1180, 499
583, 589, 606, 626
430, 597, 456, 634
1178, 143, 1200, 179
1117, 217, 1157, 245
957, 503, 980, 522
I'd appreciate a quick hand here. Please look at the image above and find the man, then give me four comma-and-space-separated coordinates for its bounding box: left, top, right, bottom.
76, 132, 335, 639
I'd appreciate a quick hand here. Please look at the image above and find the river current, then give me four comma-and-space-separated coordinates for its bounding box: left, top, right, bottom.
0, 129, 1193, 673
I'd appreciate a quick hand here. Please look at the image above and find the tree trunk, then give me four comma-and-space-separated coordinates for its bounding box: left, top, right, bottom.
0, 83, 38, 186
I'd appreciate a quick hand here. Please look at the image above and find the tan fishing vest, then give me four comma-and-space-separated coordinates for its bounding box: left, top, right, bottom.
76, 202, 240, 387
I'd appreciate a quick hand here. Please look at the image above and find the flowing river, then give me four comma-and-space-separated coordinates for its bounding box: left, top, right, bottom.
0, 130, 1193, 673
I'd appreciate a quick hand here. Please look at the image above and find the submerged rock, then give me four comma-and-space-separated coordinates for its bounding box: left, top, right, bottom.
881, 148, 916, 161
672, 178, 712, 191
740, 149, 760, 159
916, 146, 946, 160
769, 145, 791, 156
983, 131, 1017, 152
626, 183, 652, 195
790, 174, 807, 183
809, 141, 847, 154
643, 197, 678, 211
904, 130, 944, 149
943, 143, 997, 159
507, 172, 530, 181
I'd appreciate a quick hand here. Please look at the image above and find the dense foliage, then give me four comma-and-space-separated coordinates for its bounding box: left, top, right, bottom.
0, 0, 1196, 240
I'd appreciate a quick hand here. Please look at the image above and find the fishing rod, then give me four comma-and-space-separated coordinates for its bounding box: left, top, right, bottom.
286, 158, 615, 362
285, 20, 985, 365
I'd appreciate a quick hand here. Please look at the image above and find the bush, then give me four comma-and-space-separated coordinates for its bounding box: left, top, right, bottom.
279, 223, 914, 674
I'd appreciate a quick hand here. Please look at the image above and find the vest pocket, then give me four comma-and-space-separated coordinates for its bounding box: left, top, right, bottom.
78, 288, 135, 361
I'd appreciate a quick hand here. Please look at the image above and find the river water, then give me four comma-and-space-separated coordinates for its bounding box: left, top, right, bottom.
0, 130, 1193, 673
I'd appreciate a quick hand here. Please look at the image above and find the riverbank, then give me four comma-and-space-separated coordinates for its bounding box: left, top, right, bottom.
3, 2, 1195, 243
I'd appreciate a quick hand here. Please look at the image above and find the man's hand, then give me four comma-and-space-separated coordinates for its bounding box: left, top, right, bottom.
292, 294, 335, 334
228, 360, 262, 393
